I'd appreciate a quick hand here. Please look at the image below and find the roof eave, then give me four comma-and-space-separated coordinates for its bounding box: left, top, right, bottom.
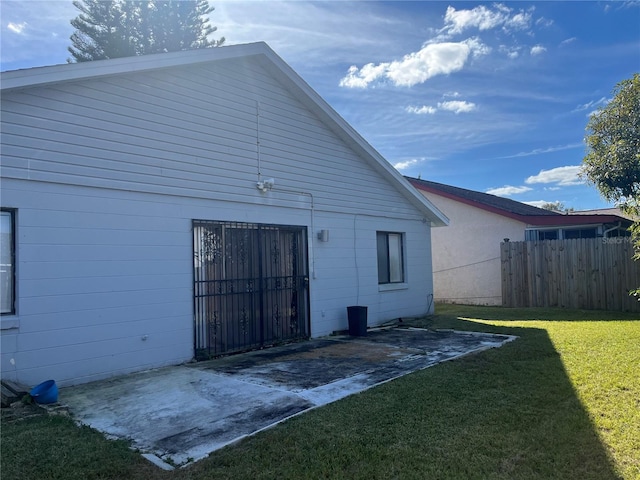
408, 179, 630, 227
524, 215, 632, 227
408, 180, 536, 223
0, 42, 269, 92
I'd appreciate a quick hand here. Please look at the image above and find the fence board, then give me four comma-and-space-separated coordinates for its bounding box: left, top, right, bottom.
501, 238, 640, 312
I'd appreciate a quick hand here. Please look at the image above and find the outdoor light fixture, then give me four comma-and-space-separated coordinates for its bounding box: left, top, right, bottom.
256, 178, 275, 192
317, 229, 329, 242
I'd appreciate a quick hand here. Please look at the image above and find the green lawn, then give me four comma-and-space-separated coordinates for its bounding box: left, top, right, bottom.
2, 304, 638, 480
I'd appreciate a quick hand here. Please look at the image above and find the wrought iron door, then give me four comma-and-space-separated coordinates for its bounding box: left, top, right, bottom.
193, 220, 309, 359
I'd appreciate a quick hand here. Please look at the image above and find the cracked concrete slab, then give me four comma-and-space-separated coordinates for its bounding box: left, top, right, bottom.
61, 327, 516, 467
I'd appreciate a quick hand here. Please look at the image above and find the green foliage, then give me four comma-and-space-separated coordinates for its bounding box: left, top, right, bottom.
582, 73, 640, 205
540, 201, 574, 213
68, 0, 224, 62
582, 73, 640, 298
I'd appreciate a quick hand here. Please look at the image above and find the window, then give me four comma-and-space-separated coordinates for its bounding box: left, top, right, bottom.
564, 228, 597, 239
377, 232, 404, 284
537, 230, 558, 241
1, 209, 15, 315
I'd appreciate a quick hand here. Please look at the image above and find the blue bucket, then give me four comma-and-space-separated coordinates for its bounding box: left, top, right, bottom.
30, 380, 58, 404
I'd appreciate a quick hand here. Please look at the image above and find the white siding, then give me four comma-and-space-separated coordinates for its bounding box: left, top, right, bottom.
1, 59, 420, 219
0, 56, 434, 387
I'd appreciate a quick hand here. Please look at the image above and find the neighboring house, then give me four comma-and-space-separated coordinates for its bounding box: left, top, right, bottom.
0, 42, 448, 387
407, 177, 632, 306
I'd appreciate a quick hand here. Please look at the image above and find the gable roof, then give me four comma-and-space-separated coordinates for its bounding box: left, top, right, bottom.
407, 177, 630, 227
1, 42, 448, 227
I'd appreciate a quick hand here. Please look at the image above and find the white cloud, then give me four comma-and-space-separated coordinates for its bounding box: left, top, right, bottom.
340, 37, 489, 88
500, 143, 583, 159
393, 158, 421, 170
486, 185, 532, 196
211, 2, 413, 70
619, 1, 640, 10
500, 45, 521, 58
443, 91, 461, 98
340, 63, 388, 88
525, 166, 583, 186
406, 105, 437, 115
508, 10, 535, 30
437, 100, 477, 114
442, 5, 509, 34
339, 2, 545, 89
441, 4, 533, 35
535, 17, 554, 28
560, 37, 577, 46
406, 98, 476, 115
573, 97, 609, 112
7, 22, 27, 34
530, 45, 546, 55
524, 200, 557, 208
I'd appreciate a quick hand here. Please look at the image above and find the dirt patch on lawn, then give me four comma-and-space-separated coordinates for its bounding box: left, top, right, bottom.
286, 340, 404, 362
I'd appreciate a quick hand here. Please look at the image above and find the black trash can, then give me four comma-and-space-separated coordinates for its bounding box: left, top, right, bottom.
347, 306, 368, 336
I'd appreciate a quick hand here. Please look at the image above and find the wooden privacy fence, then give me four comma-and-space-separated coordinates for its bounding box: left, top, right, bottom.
501, 237, 640, 312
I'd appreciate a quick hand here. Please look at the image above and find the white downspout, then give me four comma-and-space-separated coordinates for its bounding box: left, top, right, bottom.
603, 221, 622, 237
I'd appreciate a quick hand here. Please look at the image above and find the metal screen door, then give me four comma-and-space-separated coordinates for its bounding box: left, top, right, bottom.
193, 220, 309, 359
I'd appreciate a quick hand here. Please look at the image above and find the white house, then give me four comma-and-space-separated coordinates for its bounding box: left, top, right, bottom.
0, 42, 448, 387
408, 177, 631, 306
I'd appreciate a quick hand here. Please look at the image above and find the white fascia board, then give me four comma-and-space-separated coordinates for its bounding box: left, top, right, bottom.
0, 42, 269, 92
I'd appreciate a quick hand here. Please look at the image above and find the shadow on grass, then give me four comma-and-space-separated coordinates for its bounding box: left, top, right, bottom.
176, 310, 624, 479
388, 309, 623, 480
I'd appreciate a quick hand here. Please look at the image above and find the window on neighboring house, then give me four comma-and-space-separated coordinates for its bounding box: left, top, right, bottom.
607, 227, 631, 238
377, 231, 404, 284
564, 228, 597, 239
537, 230, 558, 241
1, 209, 15, 315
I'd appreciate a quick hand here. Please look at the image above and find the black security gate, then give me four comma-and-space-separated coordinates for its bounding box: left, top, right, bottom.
193, 220, 309, 359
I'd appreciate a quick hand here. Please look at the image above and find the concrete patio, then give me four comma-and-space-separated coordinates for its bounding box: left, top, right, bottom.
60, 327, 516, 469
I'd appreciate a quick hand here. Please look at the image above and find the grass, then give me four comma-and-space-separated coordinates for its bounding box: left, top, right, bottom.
1, 304, 638, 479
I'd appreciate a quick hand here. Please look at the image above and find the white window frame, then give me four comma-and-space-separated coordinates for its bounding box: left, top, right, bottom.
1, 209, 16, 317
377, 231, 405, 285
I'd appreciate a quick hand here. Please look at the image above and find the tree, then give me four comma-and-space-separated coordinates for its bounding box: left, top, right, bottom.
68, 0, 224, 62
582, 73, 640, 298
540, 201, 574, 213
582, 73, 640, 208
69, 0, 138, 62
145, 1, 220, 53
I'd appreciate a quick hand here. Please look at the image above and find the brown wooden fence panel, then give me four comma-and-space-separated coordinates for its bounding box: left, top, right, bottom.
501, 238, 640, 312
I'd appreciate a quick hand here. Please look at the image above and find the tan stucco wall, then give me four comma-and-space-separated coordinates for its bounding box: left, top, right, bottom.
421, 191, 525, 305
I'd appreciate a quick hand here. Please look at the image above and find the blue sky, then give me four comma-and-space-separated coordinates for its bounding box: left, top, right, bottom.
2, 1, 639, 210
